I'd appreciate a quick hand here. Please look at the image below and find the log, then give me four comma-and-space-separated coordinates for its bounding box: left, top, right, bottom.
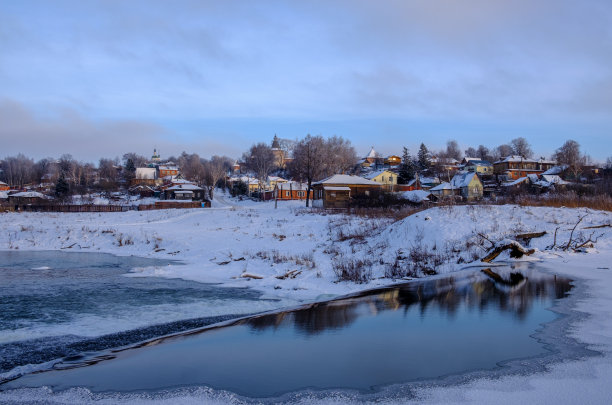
583, 224, 611, 230
481, 241, 535, 263
515, 231, 547, 240
241, 273, 263, 279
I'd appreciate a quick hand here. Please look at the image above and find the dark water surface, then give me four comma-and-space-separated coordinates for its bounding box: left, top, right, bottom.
2, 263, 573, 398
0, 250, 280, 376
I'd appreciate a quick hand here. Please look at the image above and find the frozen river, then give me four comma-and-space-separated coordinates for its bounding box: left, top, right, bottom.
0, 250, 291, 379
1, 253, 580, 401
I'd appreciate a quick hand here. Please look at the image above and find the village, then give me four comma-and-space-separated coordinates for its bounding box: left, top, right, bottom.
1, 135, 610, 212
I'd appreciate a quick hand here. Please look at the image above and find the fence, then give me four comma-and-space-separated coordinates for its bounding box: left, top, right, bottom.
1, 201, 209, 213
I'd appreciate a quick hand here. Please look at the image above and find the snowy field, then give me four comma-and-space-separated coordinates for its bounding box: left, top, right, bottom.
1, 195, 612, 403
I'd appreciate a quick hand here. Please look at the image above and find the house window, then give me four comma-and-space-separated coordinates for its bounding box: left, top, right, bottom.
365, 190, 370, 196
297, 191, 305, 197
286, 191, 290, 197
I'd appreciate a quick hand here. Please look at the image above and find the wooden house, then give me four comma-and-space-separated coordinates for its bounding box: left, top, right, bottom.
362, 170, 398, 191
158, 164, 179, 178
8, 191, 51, 205
312, 174, 382, 208
384, 155, 401, 167
0, 181, 9, 191
163, 184, 206, 201
493, 156, 555, 180
430, 172, 483, 200
276, 182, 313, 200
464, 160, 494, 175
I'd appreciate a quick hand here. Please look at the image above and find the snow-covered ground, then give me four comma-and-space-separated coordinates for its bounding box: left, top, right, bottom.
1, 194, 612, 403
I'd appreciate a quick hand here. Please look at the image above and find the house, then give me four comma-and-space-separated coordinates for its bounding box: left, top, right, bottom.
359, 147, 384, 168
430, 172, 483, 200
128, 185, 156, 198
429, 182, 455, 198
268, 176, 288, 189
8, 191, 51, 205
163, 184, 206, 201
397, 178, 421, 192
450, 172, 483, 200
312, 174, 382, 208
276, 182, 313, 200
0, 181, 9, 191
384, 155, 401, 167
158, 164, 179, 178
362, 170, 398, 191
493, 156, 555, 180
464, 160, 494, 175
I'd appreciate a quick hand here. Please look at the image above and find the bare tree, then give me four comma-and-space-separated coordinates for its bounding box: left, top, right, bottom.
445, 140, 462, 161
178, 152, 205, 183
288, 135, 327, 207
98, 158, 120, 191
242, 143, 276, 196
477, 145, 492, 161
493, 144, 513, 161
510, 137, 533, 158
553, 140, 585, 180
0, 154, 35, 187
202, 155, 233, 198
325, 135, 357, 175
464, 147, 478, 158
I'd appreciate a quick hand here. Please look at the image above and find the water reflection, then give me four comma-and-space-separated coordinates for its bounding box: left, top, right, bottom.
2, 266, 573, 397
247, 267, 572, 335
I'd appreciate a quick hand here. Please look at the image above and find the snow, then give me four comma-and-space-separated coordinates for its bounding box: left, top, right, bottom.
1, 197, 612, 403
9, 191, 49, 198
450, 171, 477, 188
313, 174, 381, 186
402, 190, 430, 203
166, 184, 204, 191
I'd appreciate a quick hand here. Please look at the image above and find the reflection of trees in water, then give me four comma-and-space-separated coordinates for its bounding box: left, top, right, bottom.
247, 271, 572, 335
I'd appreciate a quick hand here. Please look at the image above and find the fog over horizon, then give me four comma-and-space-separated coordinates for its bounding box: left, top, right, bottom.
1, 0, 611, 162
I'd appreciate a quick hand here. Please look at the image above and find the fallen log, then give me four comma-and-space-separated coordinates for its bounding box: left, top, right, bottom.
583, 224, 611, 230
515, 231, 546, 243
275, 270, 302, 280
240, 273, 263, 279
481, 240, 535, 263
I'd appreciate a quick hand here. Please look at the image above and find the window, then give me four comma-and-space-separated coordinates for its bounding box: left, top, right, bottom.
286, 191, 290, 197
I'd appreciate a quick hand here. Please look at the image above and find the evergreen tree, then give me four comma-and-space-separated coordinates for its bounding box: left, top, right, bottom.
399, 147, 416, 183
55, 175, 70, 199
417, 143, 431, 170
124, 158, 136, 182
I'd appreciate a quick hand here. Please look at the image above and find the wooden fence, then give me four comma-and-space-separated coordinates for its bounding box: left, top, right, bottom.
1, 201, 209, 213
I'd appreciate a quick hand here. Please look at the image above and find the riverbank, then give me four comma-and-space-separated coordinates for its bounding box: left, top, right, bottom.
1, 198, 610, 302
1, 200, 611, 403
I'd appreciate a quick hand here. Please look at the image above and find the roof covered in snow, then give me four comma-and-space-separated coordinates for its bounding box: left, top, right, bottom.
542, 165, 568, 175
430, 182, 452, 191
313, 174, 381, 186
10, 191, 49, 198
362, 170, 395, 180
0, 191, 8, 199
278, 182, 309, 191
494, 155, 538, 164
450, 172, 479, 188
166, 184, 204, 191
366, 147, 379, 159
502, 177, 529, 187
402, 190, 431, 203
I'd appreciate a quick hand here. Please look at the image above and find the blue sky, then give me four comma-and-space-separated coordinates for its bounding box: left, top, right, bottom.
1, 0, 611, 161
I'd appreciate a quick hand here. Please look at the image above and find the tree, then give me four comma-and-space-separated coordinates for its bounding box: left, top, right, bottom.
464, 147, 478, 158
0, 154, 35, 187
324, 135, 357, 175
399, 147, 416, 183
477, 145, 492, 162
417, 143, 431, 171
494, 144, 513, 161
288, 135, 326, 207
553, 140, 585, 180
55, 175, 70, 200
242, 143, 276, 197
98, 158, 119, 191
445, 140, 462, 161
203, 155, 233, 198
510, 137, 533, 158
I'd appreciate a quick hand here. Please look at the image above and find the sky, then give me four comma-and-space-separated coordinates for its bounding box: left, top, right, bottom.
1, 0, 611, 162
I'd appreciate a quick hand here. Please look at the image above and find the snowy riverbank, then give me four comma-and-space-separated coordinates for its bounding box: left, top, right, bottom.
1, 197, 611, 302
1, 198, 612, 403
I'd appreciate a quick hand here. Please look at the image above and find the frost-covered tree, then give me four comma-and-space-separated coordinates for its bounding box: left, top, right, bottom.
242, 143, 276, 196
288, 135, 326, 207
553, 140, 585, 180
445, 140, 462, 161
